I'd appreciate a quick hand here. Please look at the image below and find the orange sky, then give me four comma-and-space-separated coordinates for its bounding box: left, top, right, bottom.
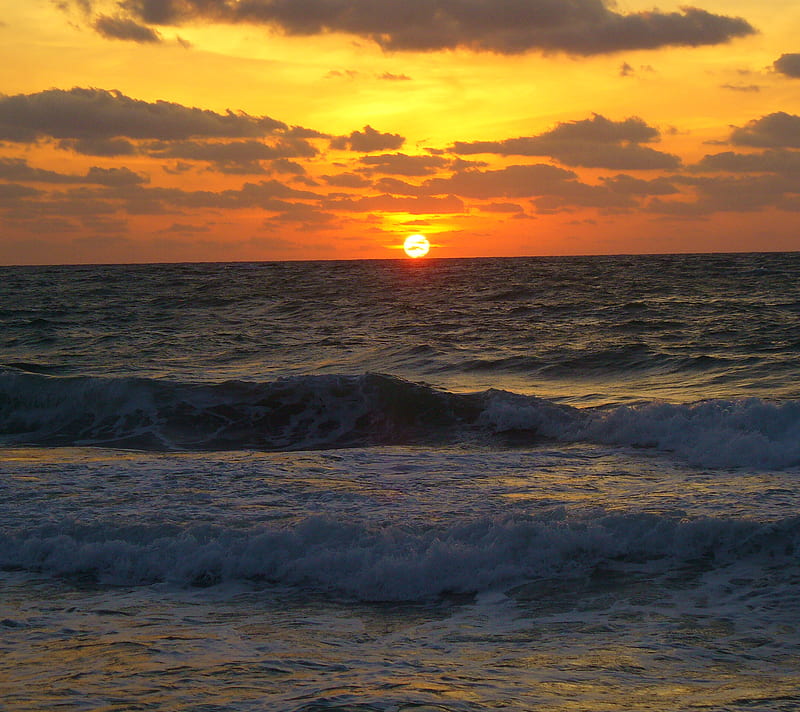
1, 0, 799, 263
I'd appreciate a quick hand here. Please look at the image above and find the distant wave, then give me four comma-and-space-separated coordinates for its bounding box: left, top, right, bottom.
2, 511, 798, 601
2, 368, 799, 468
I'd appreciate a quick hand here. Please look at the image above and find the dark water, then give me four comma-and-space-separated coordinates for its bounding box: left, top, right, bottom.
2, 253, 800, 711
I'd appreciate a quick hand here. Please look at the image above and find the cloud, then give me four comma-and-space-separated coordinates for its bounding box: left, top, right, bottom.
378, 73, 412, 81
451, 115, 680, 169
600, 174, 678, 195
59, 137, 138, 156
96, 0, 755, 56
423, 164, 577, 199
147, 138, 317, 161
93, 14, 161, 42
324, 193, 465, 214
359, 153, 451, 176
774, 54, 800, 78
720, 83, 761, 92
0, 183, 42, 200
0, 87, 286, 142
322, 172, 373, 188
331, 125, 404, 152
656, 174, 800, 214
481, 202, 525, 213
693, 149, 800, 174
730, 112, 800, 148
0, 158, 148, 185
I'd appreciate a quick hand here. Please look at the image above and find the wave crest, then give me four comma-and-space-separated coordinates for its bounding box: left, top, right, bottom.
2, 369, 799, 468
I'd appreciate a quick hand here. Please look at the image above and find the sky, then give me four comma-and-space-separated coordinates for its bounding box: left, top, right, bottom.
1, 0, 799, 263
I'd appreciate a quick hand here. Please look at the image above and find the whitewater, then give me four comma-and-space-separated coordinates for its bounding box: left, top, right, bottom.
2, 253, 800, 710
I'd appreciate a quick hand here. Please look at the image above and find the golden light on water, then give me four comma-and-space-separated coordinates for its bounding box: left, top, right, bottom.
403, 234, 430, 258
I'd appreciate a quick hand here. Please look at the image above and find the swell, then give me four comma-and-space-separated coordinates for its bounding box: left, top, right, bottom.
2, 369, 800, 468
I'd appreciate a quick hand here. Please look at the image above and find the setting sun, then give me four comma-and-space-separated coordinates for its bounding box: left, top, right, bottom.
403, 234, 430, 258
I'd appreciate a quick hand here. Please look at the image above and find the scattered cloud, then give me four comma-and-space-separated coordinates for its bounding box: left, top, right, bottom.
774, 53, 800, 78
93, 14, 161, 42
78, 1, 756, 56
331, 125, 405, 152
692, 149, 800, 174
481, 202, 525, 213
144, 138, 317, 174
451, 114, 680, 169
161, 223, 212, 233
0, 88, 286, 142
600, 174, 678, 195
322, 172, 373, 188
324, 193, 465, 214
378, 72, 412, 81
423, 164, 578, 199
59, 137, 138, 156
730, 112, 800, 148
0, 158, 148, 186
359, 153, 451, 176
720, 83, 761, 92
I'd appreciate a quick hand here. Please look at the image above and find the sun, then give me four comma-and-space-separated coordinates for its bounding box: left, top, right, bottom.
403, 234, 430, 258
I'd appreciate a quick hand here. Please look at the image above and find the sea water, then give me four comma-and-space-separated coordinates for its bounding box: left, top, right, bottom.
1, 253, 800, 710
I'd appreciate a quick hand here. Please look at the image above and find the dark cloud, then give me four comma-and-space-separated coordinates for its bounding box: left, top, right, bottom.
531, 182, 636, 213
359, 153, 450, 176
331, 125, 405, 152
0, 158, 148, 185
160, 138, 316, 160
267, 204, 339, 225
0, 183, 42, 200
162, 223, 212, 233
322, 172, 373, 188
102, 0, 755, 56
692, 149, 800, 174
482, 202, 524, 213
600, 174, 678, 195
59, 137, 138, 156
144, 138, 317, 174
451, 115, 680, 169
93, 14, 161, 42
372, 177, 424, 196
0, 87, 286, 142
774, 53, 800, 78
654, 174, 800, 214
84, 166, 150, 186
269, 158, 307, 175
730, 112, 800, 148
423, 164, 577, 199
324, 193, 465, 214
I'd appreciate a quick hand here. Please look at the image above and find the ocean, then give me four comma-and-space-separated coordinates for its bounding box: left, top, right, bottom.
1, 252, 799, 710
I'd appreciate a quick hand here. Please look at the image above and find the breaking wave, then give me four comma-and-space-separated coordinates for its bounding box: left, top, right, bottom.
2, 368, 799, 469
2, 511, 798, 602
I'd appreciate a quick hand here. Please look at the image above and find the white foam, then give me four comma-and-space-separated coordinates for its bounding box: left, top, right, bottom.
3, 512, 792, 601
481, 393, 800, 469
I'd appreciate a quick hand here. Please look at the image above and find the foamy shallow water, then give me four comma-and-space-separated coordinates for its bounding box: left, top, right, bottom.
2, 444, 800, 710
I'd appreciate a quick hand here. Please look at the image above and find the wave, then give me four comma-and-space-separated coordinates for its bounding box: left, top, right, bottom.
2, 368, 799, 468
2, 511, 798, 601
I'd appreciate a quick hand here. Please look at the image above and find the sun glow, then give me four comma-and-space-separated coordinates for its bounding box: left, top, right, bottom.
403, 234, 430, 258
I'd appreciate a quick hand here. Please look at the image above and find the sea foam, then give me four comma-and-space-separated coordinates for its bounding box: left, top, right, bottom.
2, 511, 797, 601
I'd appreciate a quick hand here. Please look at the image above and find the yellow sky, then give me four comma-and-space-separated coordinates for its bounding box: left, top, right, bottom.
1, 0, 799, 263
